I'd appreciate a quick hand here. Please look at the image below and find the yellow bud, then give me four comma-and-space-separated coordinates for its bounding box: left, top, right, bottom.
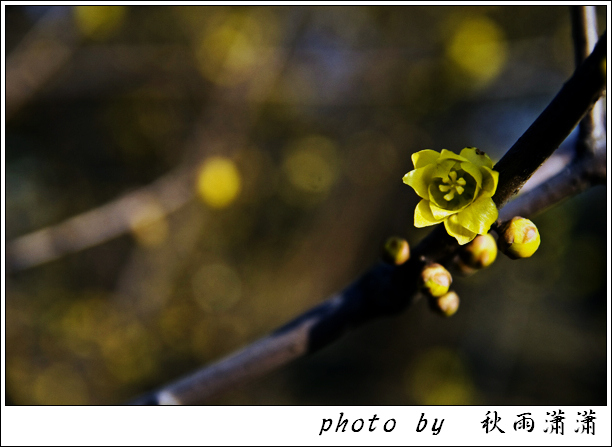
420, 263, 452, 297
499, 216, 541, 259
459, 233, 497, 269
430, 291, 460, 317
381, 236, 410, 265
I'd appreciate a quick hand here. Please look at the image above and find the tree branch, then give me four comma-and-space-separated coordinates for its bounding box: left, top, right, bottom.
570, 6, 606, 158
492, 30, 606, 209
6, 167, 194, 272
127, 31, 607, 405
498, 144, 606, 223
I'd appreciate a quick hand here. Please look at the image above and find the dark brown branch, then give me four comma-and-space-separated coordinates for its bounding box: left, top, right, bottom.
127, 32, 607, 405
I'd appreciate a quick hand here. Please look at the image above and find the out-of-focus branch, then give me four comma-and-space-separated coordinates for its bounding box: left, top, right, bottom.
6, 10, 308, 273
571, 6, 599, 66
127, 32, 607, 405
6, 167, 194, 272
6, 9, 78, 120
570, 6, 606, 158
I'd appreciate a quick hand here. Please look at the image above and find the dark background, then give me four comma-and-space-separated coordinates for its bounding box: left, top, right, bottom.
4, 5, 607, 405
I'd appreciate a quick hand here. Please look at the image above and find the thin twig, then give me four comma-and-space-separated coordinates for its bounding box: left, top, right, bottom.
127, 32, 607, 405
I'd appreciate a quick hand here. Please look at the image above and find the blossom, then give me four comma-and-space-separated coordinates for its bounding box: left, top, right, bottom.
402, 147, 499, 245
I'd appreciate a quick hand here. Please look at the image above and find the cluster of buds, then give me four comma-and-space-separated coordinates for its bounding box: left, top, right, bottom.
420, 263, 459, 317
381, 215, 541, 317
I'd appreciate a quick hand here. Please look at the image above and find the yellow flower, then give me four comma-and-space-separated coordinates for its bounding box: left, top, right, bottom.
403, 147, 499, 245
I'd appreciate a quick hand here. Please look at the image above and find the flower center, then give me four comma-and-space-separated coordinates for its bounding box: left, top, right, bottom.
438, 170, 467, 201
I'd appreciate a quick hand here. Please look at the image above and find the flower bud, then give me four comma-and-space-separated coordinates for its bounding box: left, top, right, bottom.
499, 217, 541, 259
381, 236, 410, 265
429, 291, 460, 317
420, 263, 452, 297
459, 233, 497, 269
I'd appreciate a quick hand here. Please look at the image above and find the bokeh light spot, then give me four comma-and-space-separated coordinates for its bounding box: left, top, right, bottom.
191, 262, 243, 312
34, 363, 89, 405
446, 15, 507, 84
282, 135, 340, 204
405, 346, 476, 405
194, 12, 275, 86
73, 6, 126, 40
99, 320, 158, 384
196, 157, 242, 209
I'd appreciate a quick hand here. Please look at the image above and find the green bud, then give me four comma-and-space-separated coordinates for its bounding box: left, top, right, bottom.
459, 233, 497, 269
381, 236, 410, 265
499, 216, 541, 259
429, 291, 460, 317
420, 263, 452, 297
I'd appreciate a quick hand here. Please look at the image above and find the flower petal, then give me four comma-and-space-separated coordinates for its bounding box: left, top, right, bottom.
429, 201, 459, 220
403, 165, 435, 200
432, 159, 457, 181
412, 149, 441, 169
439, 149, 468, 163
414, 199, 445, 227
455, 196, 498, 234
444, 215, 478, 245
460, 147, 494, 169
479, 166, 499, 198
460, 162, 483, 188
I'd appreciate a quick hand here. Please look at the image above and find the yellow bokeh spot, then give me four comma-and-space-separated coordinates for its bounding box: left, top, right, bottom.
74, 6, 126, 40
405, 346, 477, 405
196, 157, 242, 209
59, 296, 108, 357
33, 363, 89, 405
191, 262, 242, 312
128, 197, 169, 247
190, 316, 216, 361
99, 319, 158, 384
282, 135, 339, 198
446, 15, 507, 84
195, 13, 269, 86
159, 302, 199, 351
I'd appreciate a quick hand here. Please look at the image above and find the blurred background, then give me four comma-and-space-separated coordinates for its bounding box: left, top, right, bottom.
4, 5, 607, 405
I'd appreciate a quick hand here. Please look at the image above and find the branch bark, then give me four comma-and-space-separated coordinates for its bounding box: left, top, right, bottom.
127, 31, 607, 405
